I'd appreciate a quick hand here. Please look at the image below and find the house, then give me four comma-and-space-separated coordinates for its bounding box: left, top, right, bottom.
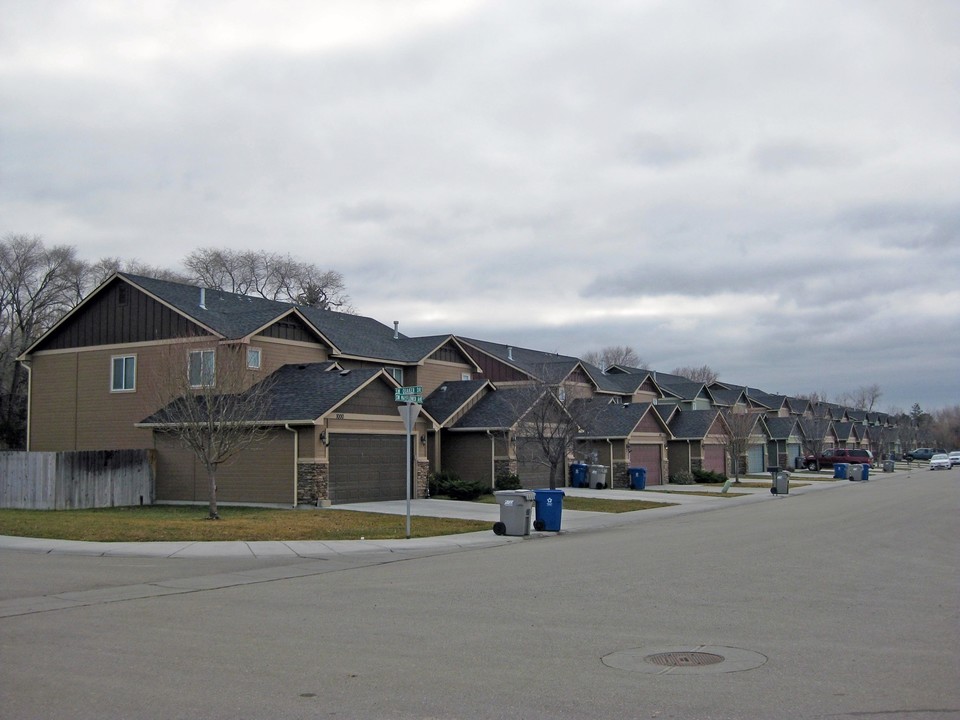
666, 409, 729, 476
764, 416, 806, 469
577, 399, 672, 486
20, 273, 479, 505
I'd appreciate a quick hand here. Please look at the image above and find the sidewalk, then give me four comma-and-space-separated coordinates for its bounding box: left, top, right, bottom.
0, 471, 858, 559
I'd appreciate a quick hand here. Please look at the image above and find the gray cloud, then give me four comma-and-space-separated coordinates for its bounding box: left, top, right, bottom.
2, 0, 958, 411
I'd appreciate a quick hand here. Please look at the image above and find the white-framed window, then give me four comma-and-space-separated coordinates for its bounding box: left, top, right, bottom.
246, 347, 262, 370
111, 355, 136, 392
386, 367, 403, 384
189, 349, 216, 388
461, 372, 472, 381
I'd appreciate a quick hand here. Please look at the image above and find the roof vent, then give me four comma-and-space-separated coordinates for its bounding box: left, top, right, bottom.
440, 385, 448, 392
393, 321, 399, 340
507, 346, 513, 361
339, 369, 351, 376
199, 287, 206, 310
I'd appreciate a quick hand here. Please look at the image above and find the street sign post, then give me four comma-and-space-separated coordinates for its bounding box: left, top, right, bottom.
395, 386, 423, 538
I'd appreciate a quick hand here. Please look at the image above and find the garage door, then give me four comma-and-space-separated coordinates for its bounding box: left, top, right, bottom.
747, 444, 765, 474
516, 441, 553, 489
629, 444, 662, 486
328, 434, 407, 504
703, 445, 726, 474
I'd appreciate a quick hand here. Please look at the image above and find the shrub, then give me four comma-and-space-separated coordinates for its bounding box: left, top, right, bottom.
495, 473, 522, 491
692, 468, 728, 484
669, 470, 695, 485
428, 471, 488, 501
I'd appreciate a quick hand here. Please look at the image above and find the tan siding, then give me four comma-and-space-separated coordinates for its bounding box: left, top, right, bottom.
413, 360, 473, 395
28, 353, 79, 451
339, 380, 395, 415
155, 430, 295, 504
253, 337, 329, 375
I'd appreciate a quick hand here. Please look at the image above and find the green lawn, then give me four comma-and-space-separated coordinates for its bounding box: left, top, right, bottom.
0, 505, 491, 542
471, 494, 674, 513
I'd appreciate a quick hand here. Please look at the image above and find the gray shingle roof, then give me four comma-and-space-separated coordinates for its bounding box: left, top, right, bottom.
457, 337, 583, 384
124, 273, 459, 364
657, 380, 707, 401
764, 416, 801, 440
422, 380, 489, 425
452, 387, 541, 430
577, 400, 658, 438
140, 363, 385, 424
668, 409, 723, 439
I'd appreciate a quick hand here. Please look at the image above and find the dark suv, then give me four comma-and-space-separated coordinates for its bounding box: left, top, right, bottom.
805, 448, 874, 470
903, 448, 946, 461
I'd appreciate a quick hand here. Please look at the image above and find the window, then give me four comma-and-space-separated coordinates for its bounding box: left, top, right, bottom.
386, 367, 403, 384
111, 355, 136, 392
461, 372, 472, 381
247, 347, 261, 370
189, 350, 216, 387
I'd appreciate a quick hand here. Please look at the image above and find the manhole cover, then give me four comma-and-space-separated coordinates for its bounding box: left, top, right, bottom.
602, 645, 768, 675
645, 651, 725, 667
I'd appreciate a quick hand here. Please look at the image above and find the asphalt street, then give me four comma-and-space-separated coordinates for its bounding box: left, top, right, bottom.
1, 469, 958, 720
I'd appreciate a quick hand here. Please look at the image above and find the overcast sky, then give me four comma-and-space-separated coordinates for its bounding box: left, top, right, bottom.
2, 0, 958, 412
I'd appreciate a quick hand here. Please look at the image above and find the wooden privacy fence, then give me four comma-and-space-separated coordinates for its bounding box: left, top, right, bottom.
0, 450, 156, 509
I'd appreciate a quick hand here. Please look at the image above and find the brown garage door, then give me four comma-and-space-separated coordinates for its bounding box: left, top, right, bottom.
328, 434, 407, 504
516, 440, 553, 489
703, 444, 727, 474
629, 444, 662, 486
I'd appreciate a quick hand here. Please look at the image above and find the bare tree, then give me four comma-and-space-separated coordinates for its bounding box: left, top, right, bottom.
671, 364, 719, 384
0, 235, 86, 447
90, 256, 190, 286
183, 248, 352, 311
797, 392, 834, 470
720, 408, 765, 483
143, 342, 277, 519
582, 345, 645, 371
507, 376, 604, 489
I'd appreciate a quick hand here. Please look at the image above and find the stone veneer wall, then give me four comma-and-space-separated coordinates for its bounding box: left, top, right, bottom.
611, 461, 629, 489
297, 462, 328, 505
416, 460, 429, 498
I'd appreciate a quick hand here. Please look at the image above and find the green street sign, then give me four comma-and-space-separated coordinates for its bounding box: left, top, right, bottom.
395, 385, 423, 404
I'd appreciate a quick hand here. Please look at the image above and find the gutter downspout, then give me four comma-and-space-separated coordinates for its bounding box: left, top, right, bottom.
285, 424, 298, 508
19, 360, 31, 450
606, 438, 614, 488
486, 430, 497, 491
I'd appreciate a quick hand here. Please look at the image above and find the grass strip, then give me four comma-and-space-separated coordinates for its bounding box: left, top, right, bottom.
0, 505, 490, 542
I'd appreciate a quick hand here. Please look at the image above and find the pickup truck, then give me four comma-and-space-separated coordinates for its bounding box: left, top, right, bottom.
804, 448, 873, 470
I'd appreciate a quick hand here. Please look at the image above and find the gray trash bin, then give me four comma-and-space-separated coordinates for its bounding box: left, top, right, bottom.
492, 490, 536, 536
849, 464, 863, 481
771, 471, 789, 495
883, 460, 895, 473
588, 465, 607, 489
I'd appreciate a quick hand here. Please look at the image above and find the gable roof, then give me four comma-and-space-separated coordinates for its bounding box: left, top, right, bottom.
451, 386, 548, 431
139, 363, 397, 425
668, 409, 726, 440
422, 380, 491, 426
576, 400, 669, 439
457, 337, 586, 385
764, 416, 803, 441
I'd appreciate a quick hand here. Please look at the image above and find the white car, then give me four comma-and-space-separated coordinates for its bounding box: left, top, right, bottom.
949, 451, 960, 467
929, 453, 951, 470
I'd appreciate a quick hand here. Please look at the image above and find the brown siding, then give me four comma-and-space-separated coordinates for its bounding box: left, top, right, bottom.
338, 379, 396, 415
36, 279, 205, 352
635, 409, 664, 434
155, 430, 294, 504
469, 352, 528, 383
441, 432, 493, 488
259, 315, 318, 343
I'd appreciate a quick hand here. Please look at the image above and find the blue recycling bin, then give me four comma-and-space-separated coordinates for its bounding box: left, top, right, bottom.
628, 467, 647, 490
533, 489, 565, 532
861, 464, 870, 481
569, 462, 588, 488
834, 463, 849, 480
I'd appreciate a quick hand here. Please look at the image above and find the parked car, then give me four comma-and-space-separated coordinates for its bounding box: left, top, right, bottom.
804, 448, 874, 470
929, 453, 951, 470
948, 451, 960, 467
904, 448, 947, 461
